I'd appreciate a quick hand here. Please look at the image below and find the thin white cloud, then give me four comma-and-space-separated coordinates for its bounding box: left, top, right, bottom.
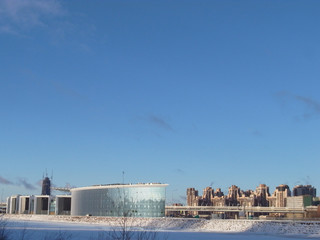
0, 0, 64, 34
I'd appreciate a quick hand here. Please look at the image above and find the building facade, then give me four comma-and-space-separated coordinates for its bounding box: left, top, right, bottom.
186, 188, 198, 206
293, 185, 316, 197
71, 183, 168, 217
41, 177, 51, 196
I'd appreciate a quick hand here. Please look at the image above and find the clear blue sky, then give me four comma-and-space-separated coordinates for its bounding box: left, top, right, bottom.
1, 0, 320, 204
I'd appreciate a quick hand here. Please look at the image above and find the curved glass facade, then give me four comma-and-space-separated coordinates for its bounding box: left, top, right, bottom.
71, 184, 167, 217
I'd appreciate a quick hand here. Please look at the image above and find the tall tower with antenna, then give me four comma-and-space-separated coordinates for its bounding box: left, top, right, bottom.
41, 170, 51, 196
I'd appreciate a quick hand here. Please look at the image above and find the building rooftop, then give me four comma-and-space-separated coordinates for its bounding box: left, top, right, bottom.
71, 183, 169, 191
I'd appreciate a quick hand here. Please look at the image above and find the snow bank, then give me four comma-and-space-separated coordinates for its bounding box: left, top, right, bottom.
3, 214, 320, 238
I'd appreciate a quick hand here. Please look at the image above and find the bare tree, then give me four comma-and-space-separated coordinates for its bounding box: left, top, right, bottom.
17, 221, 32, 240
0, 215, 11, 240
95, 212, 168, 240
106, 213, 135, 240
0, 216, 32, 240
41, 230, 73, 240
95, 187, 169, 240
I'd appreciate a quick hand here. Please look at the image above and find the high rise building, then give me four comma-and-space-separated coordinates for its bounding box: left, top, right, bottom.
201, 187, 214, 206
255, 184, 270, 206
273, 184, 291, 207
187, 188, 198, 206
41, 177, 51, 196
186, 183, 316, 212
214, 188, 224, 197
293, 185, 316, 197
226, 185, 240, 206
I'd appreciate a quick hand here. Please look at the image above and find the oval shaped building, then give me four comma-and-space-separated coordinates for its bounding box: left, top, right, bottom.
70, 183, 168, 217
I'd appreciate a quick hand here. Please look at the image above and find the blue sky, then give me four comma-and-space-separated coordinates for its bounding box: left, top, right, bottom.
1, 0, 320, 203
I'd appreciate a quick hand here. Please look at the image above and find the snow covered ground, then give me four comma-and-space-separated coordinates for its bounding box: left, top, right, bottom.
2, 214, 320, 239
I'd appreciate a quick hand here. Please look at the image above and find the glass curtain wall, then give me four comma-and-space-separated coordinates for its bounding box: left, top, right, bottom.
71, 185, 166, 217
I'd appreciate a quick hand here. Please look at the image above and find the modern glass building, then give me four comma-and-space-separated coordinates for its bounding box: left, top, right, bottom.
70, 183, 168, 217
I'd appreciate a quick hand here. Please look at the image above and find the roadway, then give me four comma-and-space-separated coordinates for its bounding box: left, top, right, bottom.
165, 205, 308, 214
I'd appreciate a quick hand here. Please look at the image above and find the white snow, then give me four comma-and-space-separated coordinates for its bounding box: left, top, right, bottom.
2, 214, 320, 239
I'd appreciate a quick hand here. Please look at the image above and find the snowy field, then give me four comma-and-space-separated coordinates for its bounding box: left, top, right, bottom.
2, 214, 320, 240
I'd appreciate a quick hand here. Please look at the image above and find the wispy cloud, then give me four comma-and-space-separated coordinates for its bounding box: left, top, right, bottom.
173, 168, 185, 175
0, 176, 13, 185
51, 79, 88, 100
22, 69, 88, 101
0, 0, 64, 34
18, 179, 37, 190
252, 129, 263, 137
0, 24, 21, 35
0, 0, 96, 53
149, 114, 174, 132
294, 95, 320, 116
276, 91, 320, 120
0, 175, 40, 191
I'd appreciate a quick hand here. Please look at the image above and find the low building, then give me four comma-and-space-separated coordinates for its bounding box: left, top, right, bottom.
287, 196, 313, 208
18, 196, 34, 214
0, 203, 6, 213
7, 195, 20, 214
55, 195, 71, 215
6, 195, 71, 216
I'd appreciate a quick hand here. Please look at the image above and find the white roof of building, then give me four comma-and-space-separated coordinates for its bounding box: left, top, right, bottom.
70, 183, 169, 192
